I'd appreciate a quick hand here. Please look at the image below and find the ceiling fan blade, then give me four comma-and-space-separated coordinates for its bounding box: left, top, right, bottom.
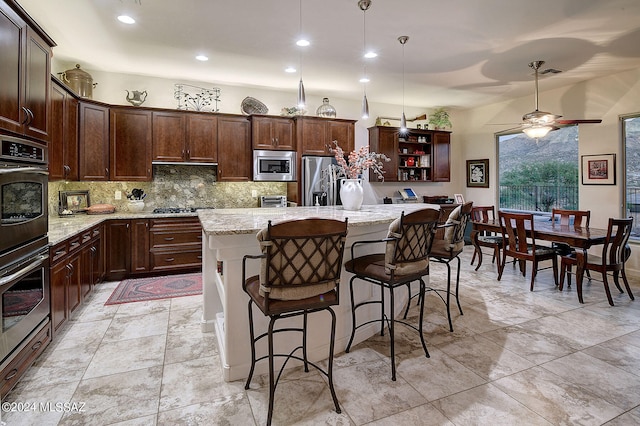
556, 119, 602, 124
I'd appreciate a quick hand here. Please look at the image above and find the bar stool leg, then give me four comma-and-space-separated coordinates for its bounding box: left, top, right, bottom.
389, 285, 396, 381
245, 300, 257, 390
326, 307, 341, 413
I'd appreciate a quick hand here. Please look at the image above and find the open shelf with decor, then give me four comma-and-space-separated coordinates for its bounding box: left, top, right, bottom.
368, 126, 450, 183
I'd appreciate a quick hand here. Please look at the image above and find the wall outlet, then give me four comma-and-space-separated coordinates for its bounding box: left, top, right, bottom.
115, 190, 122, 200
251, 190, 258, 198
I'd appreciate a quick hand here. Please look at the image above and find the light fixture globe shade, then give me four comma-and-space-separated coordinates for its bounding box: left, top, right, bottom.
361, 94, 369, 119
297, 78, 306, 108
522, 125, 552, 139
400, 112, 407, 132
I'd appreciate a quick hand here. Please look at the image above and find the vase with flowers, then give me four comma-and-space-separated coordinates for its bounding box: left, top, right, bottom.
328, 141, 390, 211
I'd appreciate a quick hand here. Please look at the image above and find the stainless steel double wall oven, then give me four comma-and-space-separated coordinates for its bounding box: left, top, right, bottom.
0, 135, 49, 367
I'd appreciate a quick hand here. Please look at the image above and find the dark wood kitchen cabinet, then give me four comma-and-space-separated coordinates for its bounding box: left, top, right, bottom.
152, 111, 218, 163
130, 219, 150, 274
79, 101, 110, 180
217, 115, 251, 181
105, 219, 131, 281
251, 115, 295, 150
296, 117, 355, 156
432, 132, 451, 182
149, 217, 202, 272
110, 107, 152, 181
0, 0, 54, 142
49, 78, 79, 181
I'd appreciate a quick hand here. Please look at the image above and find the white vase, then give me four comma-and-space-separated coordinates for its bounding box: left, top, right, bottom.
340, 178, 364, 211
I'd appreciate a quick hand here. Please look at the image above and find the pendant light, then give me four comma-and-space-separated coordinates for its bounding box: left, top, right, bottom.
398, 36, 409, 132
296, 0, 307, 108
358, 0, 372, 119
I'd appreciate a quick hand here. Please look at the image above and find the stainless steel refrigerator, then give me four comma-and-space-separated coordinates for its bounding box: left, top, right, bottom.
301, 156, 342, 206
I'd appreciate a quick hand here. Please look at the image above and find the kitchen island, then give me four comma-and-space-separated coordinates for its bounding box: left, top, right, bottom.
198, 204, 438, 382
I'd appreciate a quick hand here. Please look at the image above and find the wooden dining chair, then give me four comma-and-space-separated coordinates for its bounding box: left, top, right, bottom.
470, 206, 503, 270
498, 211, 558, 290
559, 217, 634, 306
551, 208, 591, 285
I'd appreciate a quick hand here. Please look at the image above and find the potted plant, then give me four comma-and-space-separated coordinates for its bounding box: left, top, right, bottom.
429, 107, 452, 130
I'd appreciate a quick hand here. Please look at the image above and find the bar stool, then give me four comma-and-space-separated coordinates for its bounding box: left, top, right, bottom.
242, 218, 348, 426
429, 202, 473, 331
344, 208, 440, 381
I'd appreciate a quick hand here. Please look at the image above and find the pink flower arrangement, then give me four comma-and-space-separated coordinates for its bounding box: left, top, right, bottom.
330, 141, 390, 180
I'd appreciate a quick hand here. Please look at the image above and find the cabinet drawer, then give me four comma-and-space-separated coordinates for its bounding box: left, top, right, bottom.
150, 229, 202, 248
150, 217, 201, 229
150, 248, 202, 271
50, 241, 68, 263
67, 235, 82, 253
0, 321, 51, 399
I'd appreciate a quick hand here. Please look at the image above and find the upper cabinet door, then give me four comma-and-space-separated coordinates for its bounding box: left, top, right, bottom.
0, 3, 52, 142
186, 113, 217, 163
79, 102, 110, 181
110, 107, 152, 181
152, 111, 187, 162
432, 132, 451, 182
217, 115, 251, 181
251, 116, 295, 150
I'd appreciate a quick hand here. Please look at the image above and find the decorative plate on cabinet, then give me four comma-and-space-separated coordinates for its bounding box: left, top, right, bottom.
241, 97, 268, 115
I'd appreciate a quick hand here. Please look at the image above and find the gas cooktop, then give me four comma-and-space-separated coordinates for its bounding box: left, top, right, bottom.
152, 207, 197, 214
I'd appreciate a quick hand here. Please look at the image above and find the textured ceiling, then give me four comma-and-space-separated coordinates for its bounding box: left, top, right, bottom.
17, 0, 640, 110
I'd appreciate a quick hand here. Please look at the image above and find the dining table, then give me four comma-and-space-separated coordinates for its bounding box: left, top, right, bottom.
471, 218, 609, 303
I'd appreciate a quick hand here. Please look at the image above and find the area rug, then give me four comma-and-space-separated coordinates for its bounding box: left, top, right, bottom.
105, 273, 202, 305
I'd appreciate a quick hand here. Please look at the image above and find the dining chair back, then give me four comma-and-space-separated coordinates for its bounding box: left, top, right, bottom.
242, 218, 348, 425
551, 209, 591, 283
498, 211, 558, 290
470, 205, 503, 270
559, 217, 634, 305
344, 207, 440, 381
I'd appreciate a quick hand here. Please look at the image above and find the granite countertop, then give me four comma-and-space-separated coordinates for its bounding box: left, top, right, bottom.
48, 211, 198, 245
198, 204, 440, 236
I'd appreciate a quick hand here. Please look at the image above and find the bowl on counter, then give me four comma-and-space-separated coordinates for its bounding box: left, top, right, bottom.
128, 200, 145, 212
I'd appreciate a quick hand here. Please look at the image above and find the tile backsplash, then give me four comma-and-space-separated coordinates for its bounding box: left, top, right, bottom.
49, 165, 287, 215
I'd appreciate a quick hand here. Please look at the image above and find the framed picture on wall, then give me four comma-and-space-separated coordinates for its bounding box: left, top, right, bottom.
59, 190, 91, 213
466, 159, 489, 188
454, 194, 465, 204
582, 154, 616, 185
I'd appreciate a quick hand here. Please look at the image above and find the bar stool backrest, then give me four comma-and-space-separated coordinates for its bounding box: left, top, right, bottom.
257, 218, 348, 301
385, 208, 440, 275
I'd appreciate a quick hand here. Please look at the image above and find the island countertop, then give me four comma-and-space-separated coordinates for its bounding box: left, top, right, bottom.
197, 204, 437, 236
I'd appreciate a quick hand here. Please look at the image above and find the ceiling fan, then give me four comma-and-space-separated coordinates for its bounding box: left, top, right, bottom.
505, 60, 602, 138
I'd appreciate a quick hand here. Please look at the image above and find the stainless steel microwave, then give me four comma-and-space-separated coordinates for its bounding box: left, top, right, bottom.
253, 150, 296, 181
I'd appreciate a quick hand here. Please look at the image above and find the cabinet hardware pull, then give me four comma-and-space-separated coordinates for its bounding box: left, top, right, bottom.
32, 341, 43, 350
197, 255, 202, 259
4, 368, 18, 380
21, 107, 29, 125
165, 257, 175, 262
26, 108, 34, 125
105, 168, 109, 176
164, 237, 175, 241
55, 250, 65, 256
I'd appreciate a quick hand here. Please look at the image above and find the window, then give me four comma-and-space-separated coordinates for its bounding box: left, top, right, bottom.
623, 114, 640, 241
497, 126, 579, 213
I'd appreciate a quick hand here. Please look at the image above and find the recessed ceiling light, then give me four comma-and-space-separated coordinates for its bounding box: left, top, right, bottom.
117, 15, 136, 24
285, 66, 296, 73
364, 51, 377, 59
359, 77, 370, 83
296, 39, 310, 47
195, 55, 209, 61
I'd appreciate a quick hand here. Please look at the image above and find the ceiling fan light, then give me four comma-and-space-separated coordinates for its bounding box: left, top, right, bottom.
523, 125, 552, 139
364, 51, 377, 59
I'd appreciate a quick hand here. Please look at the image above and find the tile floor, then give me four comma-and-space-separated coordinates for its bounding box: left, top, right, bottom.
3, 247, 640, 425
